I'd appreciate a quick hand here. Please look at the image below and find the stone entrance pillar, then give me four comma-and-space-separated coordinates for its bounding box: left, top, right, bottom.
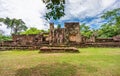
49, 23, 54, 45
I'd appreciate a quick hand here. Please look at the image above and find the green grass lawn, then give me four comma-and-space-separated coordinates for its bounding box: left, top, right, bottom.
0, 48, 120, 76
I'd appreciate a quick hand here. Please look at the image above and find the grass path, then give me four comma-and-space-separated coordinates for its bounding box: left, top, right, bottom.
0, 48, 120, 76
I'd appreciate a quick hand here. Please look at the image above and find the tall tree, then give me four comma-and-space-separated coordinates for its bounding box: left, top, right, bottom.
43, 0, 65, 21
101, 8, 120, 35
13, 19, 28, 35
0, 17, 15, 34
0, 17, 27, 35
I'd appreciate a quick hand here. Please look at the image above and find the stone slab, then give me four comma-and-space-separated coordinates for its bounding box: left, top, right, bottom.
40, 46, 79, 53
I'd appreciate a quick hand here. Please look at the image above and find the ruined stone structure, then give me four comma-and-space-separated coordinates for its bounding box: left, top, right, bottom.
49, 22, 81, 45
0, 22, 120, 51
12, 34, 47, 46
0, 22, 81, 51
11, 22, 81, 47
65, 23, 81, 43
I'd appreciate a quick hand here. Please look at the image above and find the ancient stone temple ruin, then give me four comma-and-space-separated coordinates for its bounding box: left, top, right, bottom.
0, 22, 120, 51
40, 22, 81, 52
0, 22, 81, 52
49, 22, 81, 45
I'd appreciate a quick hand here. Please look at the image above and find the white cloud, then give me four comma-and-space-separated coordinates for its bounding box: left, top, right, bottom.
0, 0, 119, 35
101, 0, 116, 8
61, 0, 117, 20
0, 0, 48, 35
0, 23, 10, 35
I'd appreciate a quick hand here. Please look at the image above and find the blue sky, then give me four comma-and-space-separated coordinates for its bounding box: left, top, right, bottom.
0, 0, 120, 35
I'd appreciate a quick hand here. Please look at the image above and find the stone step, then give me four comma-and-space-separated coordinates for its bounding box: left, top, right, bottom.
40, 46, 79, 53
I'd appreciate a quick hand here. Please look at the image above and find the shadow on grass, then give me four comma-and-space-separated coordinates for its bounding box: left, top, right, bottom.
15, 63, 78, 76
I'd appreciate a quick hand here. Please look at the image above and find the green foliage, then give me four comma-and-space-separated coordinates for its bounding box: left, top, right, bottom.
57, 24, 61, 28
20, 27, 41, 35
13, 19, 28, 35
0, 17, 14, 34
80, 23, 93, 38
43, 0, 65, 21
0, 17, 28, 35
98, 24, 118, 38
20, 27, 46, 35
0, 18, 4, 22
0, 35, 12, 42
80, 8, 120, 38
101, 8, 120, 26
99, 8, 120, 38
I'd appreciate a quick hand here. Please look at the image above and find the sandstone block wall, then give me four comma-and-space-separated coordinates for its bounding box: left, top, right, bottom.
65, 22, 82, 43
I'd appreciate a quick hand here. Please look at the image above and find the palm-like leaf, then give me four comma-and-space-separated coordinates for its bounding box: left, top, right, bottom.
0, 17, 28, 35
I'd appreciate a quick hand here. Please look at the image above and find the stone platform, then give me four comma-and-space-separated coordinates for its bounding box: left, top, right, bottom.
40, 46, 79, 53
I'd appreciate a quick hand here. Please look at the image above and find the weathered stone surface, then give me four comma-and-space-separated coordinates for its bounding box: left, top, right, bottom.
113, 35, 120, 41
65, 22, 82, 43
95, 38, 114, 42
12, 34, 44, 46
40, 46, 79, 53
49, 22, 82, 45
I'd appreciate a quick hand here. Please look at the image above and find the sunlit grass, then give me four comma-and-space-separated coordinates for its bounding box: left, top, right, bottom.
0, 48, 120, 76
